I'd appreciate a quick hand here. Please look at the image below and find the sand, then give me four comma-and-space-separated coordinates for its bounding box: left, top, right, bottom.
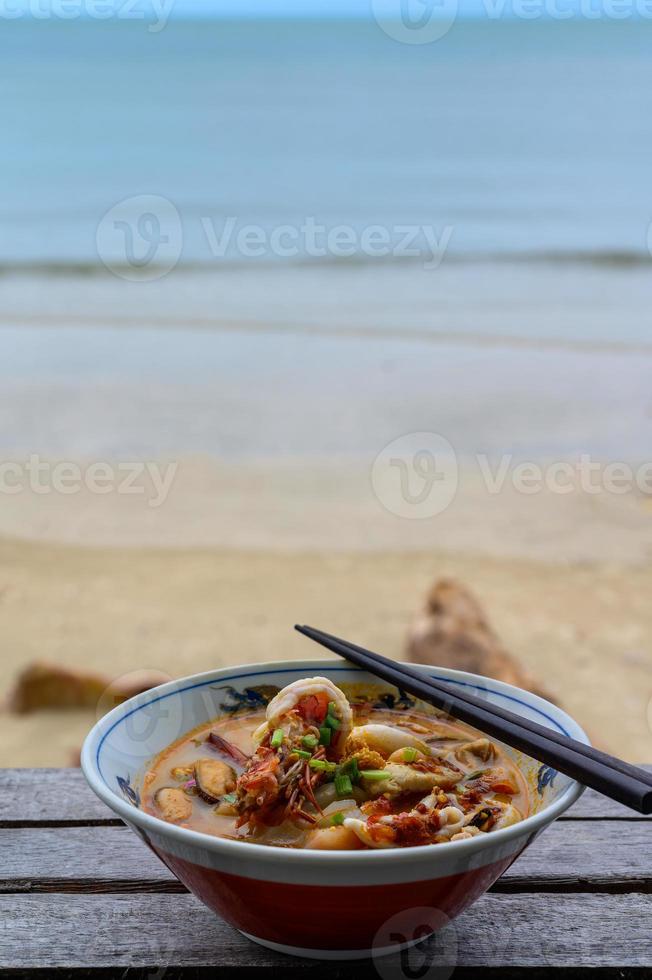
1, 534, 651, 767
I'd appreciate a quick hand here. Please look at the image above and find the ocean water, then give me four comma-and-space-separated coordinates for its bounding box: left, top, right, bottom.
3, 19, 652, 270
1, 18, 652, 466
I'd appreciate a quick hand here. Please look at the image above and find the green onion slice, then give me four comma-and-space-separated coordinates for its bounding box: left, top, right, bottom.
403, 747, 418, 763
339, 758, 360, 784
360, 769, 392, 781
334, 774, 353, 798
291, 749, 312, 760
221, 792, 237, 805
302, 734, 319, 749
270, 728, 284, 749
309, 759, 337, 774
319, 726, 332, 746
330, 811, 345, 826
466, 769, 486, 781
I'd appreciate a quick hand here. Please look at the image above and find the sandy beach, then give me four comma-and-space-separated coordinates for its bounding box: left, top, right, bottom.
1, 529, 651, 768
1, 321, 650, 771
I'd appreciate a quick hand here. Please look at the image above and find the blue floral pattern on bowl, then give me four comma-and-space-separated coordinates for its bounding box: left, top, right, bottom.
117, 775, 140, 808
537, 764, 557, 796
210, 684, 280, 713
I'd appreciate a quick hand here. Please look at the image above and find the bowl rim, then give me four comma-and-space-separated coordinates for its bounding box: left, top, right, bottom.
81, 659, 588, 868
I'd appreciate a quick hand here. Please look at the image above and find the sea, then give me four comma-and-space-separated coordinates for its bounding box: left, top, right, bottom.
1, 17, 651, 466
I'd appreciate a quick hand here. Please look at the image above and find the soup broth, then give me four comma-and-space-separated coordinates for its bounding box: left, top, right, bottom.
142, 677, 529, 849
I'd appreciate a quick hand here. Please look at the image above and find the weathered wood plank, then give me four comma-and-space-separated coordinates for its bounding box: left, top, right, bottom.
0, 769, 117, 826
1, 768, 651, 826
0, 892, 649, 975
1, 820, 650, 894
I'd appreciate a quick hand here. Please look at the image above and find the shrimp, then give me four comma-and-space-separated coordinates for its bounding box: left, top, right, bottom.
236, 677, 354, 829
254, 677, 352, 753
236, 746, 281, 823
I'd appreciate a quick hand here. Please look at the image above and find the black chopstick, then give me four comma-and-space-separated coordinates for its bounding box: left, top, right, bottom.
302, 625, 652, 791
295, 624, 652, 815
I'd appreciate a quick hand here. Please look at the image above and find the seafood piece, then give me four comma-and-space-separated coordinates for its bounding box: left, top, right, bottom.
214, 798, 238, 816
235, 677, 355, 830
344, 797, 466, 849
465, 800, 522, 832
341, 744, 386, 773
436, 805, 466, 839
307, 824, 365, 850
450, 826, 482, 842
207, 732, 249, 769
170, 765, 195, 782
254, 676, 352, 752
194, 758, 237, 804
343, 724, 430, 760
362, 761, 460, 797
492, 802, 522, 829
454, 738, 497, 767
236, 747, 281, 819
155, 788, 193, 823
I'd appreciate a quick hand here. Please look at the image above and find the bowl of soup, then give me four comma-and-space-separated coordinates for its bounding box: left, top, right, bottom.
82, 660, 587, 958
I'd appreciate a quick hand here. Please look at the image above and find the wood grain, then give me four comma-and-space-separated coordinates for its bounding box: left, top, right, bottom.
0, 769, 116, 826
0, 892, 650, 976
1, 820, 650, 895
2, 769, 651, 976
2, 768, 651, 826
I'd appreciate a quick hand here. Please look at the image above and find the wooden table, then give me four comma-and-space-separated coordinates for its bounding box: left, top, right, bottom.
1, 768, 650, 978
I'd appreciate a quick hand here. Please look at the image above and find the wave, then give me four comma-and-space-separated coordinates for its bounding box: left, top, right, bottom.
4, 311, 652, 357
0, 248, 650, 277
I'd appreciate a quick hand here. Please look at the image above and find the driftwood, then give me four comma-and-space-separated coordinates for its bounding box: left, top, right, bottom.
6, 662, 170, 715
407, 579, 555, 702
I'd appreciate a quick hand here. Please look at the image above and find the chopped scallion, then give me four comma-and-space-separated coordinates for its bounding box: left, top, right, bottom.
291, 749, 312, 760
467, 769, 485, 781
339, 757, 360, 784
334, 774, 353, 798
302, 734, 319, 749
221, 793, 237, 805
360, 769, 392, 781
403, 747, 418, 763
319, 726, 332, 746
330, 811, 345, 826
270, 728, 284, 748
309, 759, 337, 774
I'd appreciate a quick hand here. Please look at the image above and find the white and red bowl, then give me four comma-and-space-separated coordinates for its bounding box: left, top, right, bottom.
81, 660, 587, 959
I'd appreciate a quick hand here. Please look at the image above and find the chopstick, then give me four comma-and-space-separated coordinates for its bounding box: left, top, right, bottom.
295, 625, 652, 815
300, 625, 652, 791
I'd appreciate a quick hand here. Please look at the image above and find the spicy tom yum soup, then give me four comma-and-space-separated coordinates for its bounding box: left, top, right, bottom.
142, 676, 529, 849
